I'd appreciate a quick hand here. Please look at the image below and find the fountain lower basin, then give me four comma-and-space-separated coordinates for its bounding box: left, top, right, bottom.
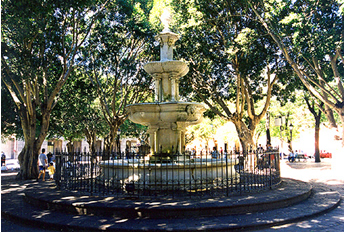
126, 102, 206, 153
99, 158, 240, 191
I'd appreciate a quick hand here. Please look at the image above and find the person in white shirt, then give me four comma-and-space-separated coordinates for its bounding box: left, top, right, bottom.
37, 148, 48, 181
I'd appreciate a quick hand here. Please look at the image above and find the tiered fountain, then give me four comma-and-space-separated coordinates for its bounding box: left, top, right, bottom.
100, 10, 239, 191
126, 11, 205, 156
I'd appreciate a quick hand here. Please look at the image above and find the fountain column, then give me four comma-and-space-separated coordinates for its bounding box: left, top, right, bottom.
147, 127, 158, 153
170, 75, 176, 101
154, 75, 160, 102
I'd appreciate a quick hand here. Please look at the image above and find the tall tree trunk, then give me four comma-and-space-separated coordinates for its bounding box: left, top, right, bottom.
233, 120, 255, 154
16, 106, 50, 179
85, 128, 97, 154
266, 128, 271, 147
66, 141, 74, 153
103, 125, 116, 160
324, 105, 338, 129
17, 141, 40, 180
340, 111, 344, 147
304, 96, 323, 162
314, 115, 321, 163
234, 121, 255, 171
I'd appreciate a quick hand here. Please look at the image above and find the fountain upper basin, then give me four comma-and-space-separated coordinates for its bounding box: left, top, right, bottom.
143, 60, 189, 77
126, 102, 206, 126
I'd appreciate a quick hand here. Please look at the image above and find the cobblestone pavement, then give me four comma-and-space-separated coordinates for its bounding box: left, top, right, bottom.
260, 157, 344, 232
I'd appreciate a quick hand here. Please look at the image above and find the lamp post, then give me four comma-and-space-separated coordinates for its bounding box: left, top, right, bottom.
117, 129, 121, 155
289, 123, 294, 150
274, 116, 286, 151
266, 111, 271, 147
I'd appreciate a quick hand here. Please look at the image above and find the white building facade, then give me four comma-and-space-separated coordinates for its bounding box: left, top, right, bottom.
1, 136, 141, 159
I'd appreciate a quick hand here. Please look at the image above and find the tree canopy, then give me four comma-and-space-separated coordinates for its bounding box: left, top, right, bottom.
247, 0, 344, 146
82, 0, 156, 156
1, 0, 108, 179
171, 0, 294, 150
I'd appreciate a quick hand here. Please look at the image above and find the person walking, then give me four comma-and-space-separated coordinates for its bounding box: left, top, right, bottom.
1, 151, 6, 166
47, 162, 55, 181
37, 148, 48, 181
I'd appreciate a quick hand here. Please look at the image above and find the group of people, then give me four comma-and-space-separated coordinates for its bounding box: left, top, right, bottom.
188, 146, 225, 159
288, 150, 305, 162
37, 148, 55, 181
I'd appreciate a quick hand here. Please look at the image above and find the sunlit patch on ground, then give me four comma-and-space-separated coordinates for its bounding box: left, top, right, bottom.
115, 219, 128, 223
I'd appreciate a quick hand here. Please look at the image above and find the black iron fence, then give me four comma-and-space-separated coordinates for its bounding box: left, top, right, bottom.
55, 149, 281, 199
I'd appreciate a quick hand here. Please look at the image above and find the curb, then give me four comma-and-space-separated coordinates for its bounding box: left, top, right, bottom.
23, 179, 311, 219
1, 178, 341, 231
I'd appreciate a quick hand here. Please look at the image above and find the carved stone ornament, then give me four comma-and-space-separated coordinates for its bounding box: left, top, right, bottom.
186, 105, 196, 116
168, 38, 175, 47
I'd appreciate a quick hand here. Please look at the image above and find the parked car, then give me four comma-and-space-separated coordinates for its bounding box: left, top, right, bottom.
1, 159, 20, 171
319, 150, 332, 158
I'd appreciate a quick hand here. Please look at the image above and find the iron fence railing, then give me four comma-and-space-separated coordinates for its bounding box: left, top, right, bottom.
55, 149, 281, 199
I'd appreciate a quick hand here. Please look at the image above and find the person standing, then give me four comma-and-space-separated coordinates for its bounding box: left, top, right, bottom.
1, 151, 6, 166
211, 147, 218, 159
37, 148, 48, 181
47, 162, 55, 181
47, 152, 53, 163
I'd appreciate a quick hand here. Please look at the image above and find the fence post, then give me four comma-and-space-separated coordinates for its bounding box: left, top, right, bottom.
269, 153, 272, 189
55, 154, 61, 189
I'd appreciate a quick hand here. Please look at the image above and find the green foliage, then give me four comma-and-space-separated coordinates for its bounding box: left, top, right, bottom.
83, 0, 156, 109
248, 0, 344, 124
49, 70, 108, 141
120, 119, 148, 139
172, 0, 295, 113
185, 117, 225, 144
1, 0, 107, 140
1, 83, 22, 138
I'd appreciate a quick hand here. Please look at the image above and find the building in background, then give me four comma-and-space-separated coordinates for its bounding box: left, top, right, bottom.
1, 136, 140, 159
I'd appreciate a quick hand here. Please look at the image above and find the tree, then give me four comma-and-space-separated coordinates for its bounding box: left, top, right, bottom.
172, 0, 292, 152
186, 117, 225, 151
49, 71, 108, 154
248, 0, 344, 147
1, 82, 22, 139
83, 0, 155, 157
1, 0, 108, 179
304, 94, 324, 162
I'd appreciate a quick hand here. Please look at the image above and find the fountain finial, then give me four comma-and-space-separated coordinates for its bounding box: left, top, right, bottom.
160, 8, 172, 32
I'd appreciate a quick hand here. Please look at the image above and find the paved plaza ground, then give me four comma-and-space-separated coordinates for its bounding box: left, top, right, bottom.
1, 155, 344, 232
261, 157, 344, 232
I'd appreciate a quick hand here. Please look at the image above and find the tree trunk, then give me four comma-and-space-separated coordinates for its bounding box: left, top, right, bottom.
16, 107, 50, 180
233, 120, 255, 154
66, 141, 74, 154
103, 127, 116, 160
266, 128, 271, 148
304, 96, 323, 162
340, 111, 344, 148
324, 105, 338, 129
85, 128, 97, 154
16, 143, 40, 180
314, 116, 321, 163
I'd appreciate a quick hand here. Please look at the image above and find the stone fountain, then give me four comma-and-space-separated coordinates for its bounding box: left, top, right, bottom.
126, 10, 205, 155
99, 10, 239, 192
